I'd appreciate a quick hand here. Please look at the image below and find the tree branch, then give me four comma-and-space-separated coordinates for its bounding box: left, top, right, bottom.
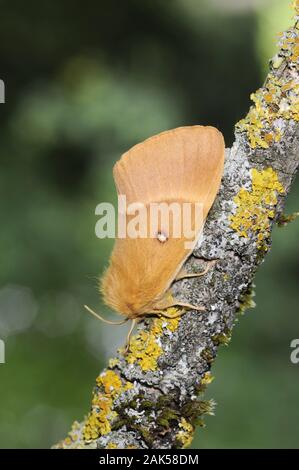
54, 7, 299, 450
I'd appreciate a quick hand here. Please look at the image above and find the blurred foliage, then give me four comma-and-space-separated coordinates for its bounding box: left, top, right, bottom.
0, 0, 298, 449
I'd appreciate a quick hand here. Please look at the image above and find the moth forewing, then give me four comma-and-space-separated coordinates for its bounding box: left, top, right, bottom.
100, 125, 225, 320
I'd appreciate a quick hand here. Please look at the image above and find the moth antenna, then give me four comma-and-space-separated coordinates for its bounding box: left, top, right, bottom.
84, 305, 128, 325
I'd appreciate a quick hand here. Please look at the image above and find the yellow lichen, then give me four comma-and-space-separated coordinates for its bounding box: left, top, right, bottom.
125, 329, 162, 371
53, 420, 86, 449
230, 167, 284, 250
236, 12, 299, 148
201, 371, 214, 385
97, 369, 123, 396
177, 417, 194, 448
125, 316, 181, 371
108, 357, 120, 368
68, 420, 81, 443
106, 442, 118, 449
83, 370, 133, 442
162, 311, 181, 331
64, 437, 72, 446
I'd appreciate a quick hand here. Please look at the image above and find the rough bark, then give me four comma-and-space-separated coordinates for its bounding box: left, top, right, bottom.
54, 9, 299, 450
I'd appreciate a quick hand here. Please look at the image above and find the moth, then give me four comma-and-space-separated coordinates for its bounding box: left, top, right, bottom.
85, 126, 225, 341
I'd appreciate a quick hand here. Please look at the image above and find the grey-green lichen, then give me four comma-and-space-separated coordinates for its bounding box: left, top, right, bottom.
277, 211, 299, 227
237, 284, 256, 316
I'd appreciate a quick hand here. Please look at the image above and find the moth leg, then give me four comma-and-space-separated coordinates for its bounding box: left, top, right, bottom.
124, 318, 138, 353
154, 309, 185, 319
152, 302, 205, 319
153, 292, 205, 312
169, 301, 205, 312
152, 304, 204, 319
175, 260, 216, 281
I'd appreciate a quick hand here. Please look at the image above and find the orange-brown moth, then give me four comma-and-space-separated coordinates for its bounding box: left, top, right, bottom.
85, 126, 225, 337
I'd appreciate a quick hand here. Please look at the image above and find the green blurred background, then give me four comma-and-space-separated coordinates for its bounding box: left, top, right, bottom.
0, 0, 298, 449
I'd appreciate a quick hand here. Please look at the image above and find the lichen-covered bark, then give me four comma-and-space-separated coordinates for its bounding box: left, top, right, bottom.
54, 7, 299, 450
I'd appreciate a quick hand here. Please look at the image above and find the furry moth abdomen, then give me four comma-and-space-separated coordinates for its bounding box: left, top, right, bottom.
101, 125, 225, 320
